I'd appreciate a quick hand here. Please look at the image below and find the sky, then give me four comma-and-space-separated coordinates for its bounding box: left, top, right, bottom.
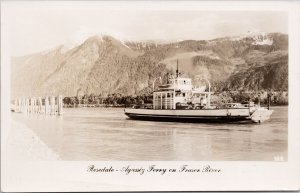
2, 2, 288, 56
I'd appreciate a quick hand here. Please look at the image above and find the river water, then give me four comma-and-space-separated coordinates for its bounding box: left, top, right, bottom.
11, 106, 288, 161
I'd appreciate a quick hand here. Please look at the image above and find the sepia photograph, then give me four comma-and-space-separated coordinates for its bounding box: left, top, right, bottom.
1, 0, 299, 192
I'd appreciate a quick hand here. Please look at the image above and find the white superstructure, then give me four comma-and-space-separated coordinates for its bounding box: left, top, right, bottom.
153, 63, 211, 110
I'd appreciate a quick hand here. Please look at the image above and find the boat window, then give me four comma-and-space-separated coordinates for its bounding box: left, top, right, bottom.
183, 93, 185, 97
183, 80, 186, 84
167, 93, 171, 98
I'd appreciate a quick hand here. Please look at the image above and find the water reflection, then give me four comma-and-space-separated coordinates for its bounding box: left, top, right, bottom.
12, 106, 288, 161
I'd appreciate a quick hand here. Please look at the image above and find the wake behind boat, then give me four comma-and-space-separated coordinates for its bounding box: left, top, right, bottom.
124, 61, 273, 123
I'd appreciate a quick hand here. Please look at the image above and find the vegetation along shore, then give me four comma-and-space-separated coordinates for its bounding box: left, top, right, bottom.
63, 90, 288, 108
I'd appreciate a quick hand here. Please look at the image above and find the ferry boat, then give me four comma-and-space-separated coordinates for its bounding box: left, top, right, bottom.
124, 63, 273, 123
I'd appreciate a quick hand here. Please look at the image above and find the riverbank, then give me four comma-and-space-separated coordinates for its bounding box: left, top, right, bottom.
2, 118, 60, 161
62, 91, 288, 108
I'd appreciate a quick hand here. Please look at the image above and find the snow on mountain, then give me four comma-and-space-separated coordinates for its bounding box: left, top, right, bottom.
11, 32, 288, 97
228, 31, 274, 45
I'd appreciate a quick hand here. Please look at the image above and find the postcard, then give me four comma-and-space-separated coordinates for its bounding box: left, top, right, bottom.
1, 0, 300, 191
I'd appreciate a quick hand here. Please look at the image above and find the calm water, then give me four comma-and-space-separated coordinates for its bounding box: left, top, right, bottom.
12, 106, 288, 161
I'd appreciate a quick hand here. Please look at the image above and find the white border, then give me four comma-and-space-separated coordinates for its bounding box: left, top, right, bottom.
1, 1, 300, 191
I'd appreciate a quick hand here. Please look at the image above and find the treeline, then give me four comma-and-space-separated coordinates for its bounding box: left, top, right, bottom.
63, 93, 153, 108
211, 91, 288, 106
63, 90, 288, 108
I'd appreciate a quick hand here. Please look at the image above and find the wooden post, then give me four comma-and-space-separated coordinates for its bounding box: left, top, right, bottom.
18, 98, 21, 112
57, 95, 63, 116
18, 98, 22, 112
33, 97, 36, 113
26, 98, 29, 113
12, 95, 63, 116
14, 98, 16, 112
51, 96, 55, 115
19, 98, 22, 112
45, 96, 49, 114
15, 99, 17, 112
22, 98, 26, 113
35, 98, 38, 113
14, 98, 17, 112
30, 98, 33, 113
31, 98, 34, 113
38, 97, 42, 114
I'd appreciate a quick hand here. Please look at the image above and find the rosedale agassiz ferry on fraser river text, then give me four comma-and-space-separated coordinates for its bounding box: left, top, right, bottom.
124, 61, 273, 123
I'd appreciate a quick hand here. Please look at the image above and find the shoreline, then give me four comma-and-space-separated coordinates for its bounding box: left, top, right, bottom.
2, 118, 60, 161
63, 104, 288, 108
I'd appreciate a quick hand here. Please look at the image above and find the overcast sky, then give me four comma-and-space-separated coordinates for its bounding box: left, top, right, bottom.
3, 2, 288, 56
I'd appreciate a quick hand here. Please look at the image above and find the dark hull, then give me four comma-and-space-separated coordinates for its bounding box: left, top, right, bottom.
125, 113, 251, 123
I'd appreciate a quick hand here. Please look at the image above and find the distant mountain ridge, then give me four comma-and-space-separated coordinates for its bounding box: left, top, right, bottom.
11, 33, 288, 98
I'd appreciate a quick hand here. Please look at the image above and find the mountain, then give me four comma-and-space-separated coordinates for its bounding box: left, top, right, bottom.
11, 33, 288, 98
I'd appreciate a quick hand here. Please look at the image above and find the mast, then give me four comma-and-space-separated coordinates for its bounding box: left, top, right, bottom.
176, 59, 179, 77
